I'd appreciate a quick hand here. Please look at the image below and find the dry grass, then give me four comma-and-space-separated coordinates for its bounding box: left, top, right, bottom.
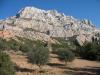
7, 51, 100, 75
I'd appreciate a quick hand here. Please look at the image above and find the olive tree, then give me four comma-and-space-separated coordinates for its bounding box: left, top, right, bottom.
28, 47, 49, 69
56, 49, 75, 65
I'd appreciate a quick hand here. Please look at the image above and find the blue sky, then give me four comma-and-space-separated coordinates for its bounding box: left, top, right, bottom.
0, 0, 100, 27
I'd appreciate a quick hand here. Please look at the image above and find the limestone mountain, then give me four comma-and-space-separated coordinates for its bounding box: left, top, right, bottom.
0, 6, 100, 45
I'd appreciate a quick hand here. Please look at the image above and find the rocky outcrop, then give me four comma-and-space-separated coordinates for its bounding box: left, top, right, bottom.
0, 6, 99, 45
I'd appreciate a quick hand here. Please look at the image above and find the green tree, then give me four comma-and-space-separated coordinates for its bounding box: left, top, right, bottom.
28, 46, 49, 69
56, 49, 75, 65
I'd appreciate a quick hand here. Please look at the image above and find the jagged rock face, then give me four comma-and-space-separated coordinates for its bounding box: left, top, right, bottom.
0, 6, 99, 44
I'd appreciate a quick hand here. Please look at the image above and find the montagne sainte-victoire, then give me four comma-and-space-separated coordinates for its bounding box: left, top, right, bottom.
0, 6, 100, 45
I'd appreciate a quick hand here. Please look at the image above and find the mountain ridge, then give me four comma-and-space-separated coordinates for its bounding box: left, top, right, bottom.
0, 6, 100, 45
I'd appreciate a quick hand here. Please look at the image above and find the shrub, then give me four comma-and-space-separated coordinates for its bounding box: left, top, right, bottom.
0, 38, 8, 50
19, 44, 33, 52
0, 37, 46, 53
56, 49, 75, 64
19, 38, 45, 53
79, 42, 100, 61
52, 37, 78, 54
0, 51, 15, 75
52, 38, 69, 49
8, 39, 22, 51
0, 38, 21, 51
28, 46, 49, 68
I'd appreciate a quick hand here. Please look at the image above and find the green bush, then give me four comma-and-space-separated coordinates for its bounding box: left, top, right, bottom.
7, 39, 21, 51
79, 42, 100, 61
18, 38, 45, 53
0, 38, 8, 50
19, 44, 33, 52
28, 46, 49, 67
56, 49, 75, 64
0, 38, 21, 51
0, 37, 45, 53
52, 38, 69, 49
52, 37, 78, 54
0, 51, 15, 75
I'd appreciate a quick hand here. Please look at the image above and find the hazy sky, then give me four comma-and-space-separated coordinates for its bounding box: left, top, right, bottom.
0, 0, 100, 27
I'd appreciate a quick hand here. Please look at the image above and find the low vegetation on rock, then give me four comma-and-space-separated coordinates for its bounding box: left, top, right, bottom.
0, 37, 45, 52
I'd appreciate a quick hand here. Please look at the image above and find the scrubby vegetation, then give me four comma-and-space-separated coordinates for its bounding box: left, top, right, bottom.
51, 38, 75, 65
79, 42, 100, 61
0, 51, 15, 75
0, 37, 49, 73
0, 36, 99, 62
0, 38, 21, 51
0, 38, 8, 50
0, 36, 100, 75
28, 46, 49, 68
52, 37, 76, 53
52, 38, 69, 50
0, 37, 45, 52
56, 49, 75, 64
52, 37, 100, 61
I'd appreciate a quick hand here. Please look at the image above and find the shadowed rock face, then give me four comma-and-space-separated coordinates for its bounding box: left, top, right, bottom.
0, 6, 100, 45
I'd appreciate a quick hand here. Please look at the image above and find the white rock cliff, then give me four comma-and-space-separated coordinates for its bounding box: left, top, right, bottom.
0, 6, 100, 45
